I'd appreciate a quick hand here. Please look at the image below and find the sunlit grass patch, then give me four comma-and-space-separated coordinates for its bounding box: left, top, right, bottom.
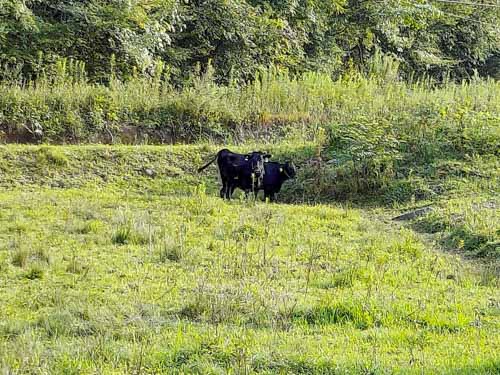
0, 145, 498, 373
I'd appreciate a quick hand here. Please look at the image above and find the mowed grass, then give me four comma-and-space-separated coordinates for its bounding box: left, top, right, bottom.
0, 178, 499, 373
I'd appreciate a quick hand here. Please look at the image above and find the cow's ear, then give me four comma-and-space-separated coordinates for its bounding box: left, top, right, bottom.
264, 153, 272, 159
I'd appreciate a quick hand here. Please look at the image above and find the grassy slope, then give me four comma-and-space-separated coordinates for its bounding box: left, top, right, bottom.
1, 72, 498, 145
0, 145, 499, 374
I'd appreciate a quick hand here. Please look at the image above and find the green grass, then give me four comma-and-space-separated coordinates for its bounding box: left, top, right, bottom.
414, 197, 499, 259
1, 69, 499, 147
0, 145, 499, 373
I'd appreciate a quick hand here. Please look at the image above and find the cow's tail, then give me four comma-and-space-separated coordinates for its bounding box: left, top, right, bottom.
197, 155, 217, 173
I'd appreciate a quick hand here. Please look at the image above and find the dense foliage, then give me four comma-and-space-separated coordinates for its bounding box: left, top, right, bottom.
1, 0, 499, 83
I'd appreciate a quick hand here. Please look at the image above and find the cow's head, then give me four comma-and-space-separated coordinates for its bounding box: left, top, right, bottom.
281, 161, 297, 179
245, 151, 271, 179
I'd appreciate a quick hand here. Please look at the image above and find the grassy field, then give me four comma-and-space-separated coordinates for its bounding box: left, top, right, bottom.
0, 145, 498, 374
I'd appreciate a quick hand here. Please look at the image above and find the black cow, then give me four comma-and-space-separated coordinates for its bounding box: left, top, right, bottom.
229, 160, 297, 202
259, 161, 296, 202
198, 149, 271, 199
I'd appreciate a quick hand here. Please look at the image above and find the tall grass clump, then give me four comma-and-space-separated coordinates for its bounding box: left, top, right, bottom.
111, 217, 148, 246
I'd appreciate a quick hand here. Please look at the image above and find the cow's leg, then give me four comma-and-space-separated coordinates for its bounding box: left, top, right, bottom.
226, 182, 234, 200
220, 178, 228, 199
253, 181, 260, 200
266, 192, 276, 202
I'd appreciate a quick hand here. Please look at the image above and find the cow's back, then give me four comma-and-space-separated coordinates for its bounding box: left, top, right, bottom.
216, 149, 247, 178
